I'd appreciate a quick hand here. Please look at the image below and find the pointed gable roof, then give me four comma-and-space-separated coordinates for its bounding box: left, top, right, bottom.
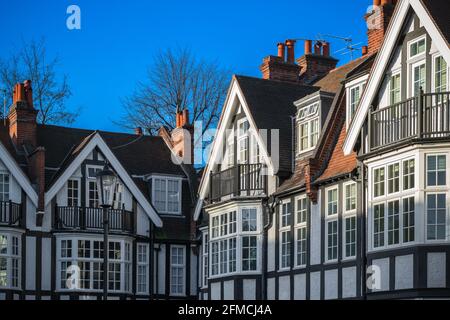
344, 0, 450, 155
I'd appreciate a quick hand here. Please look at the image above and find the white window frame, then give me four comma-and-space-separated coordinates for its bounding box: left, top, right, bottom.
170, 245, 186, 297
67, 178, 81, 207
237, 118, 250, 165
209, 206, 261, 279
426, 154, 447, 187
389, 72, 402, 105
343, 182, 357, 214
86, 165, 103, 208
410, 60, 426, 97
345, 76, 368, 130
425, 192, 448, 243
151, 176, 183, 215
297, 102, 321, 154
279, 200, 292, 271
325, 186, 339, 263
0, 172, 10, 202
387, 162, 401, 195
0, 232, 21, 290
136, 243, 149, 295
201, 231, 209, 288
294, 195, 307, 268
56, 237, 132, 294
408, 35, 427, 60
342, 182, 357, 260
432, 54, 449, 94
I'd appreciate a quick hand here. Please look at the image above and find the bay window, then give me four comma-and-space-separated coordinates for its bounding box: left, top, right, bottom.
0, 233, 20, 289
57, 238, 131, 293
152, 176, 182, 215
210, 207, 260, 277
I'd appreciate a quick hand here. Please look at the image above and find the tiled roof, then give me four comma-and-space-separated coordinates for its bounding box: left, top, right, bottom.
277, 54, 374, 194
235, 75, 319, 174
421, 0, 450, 46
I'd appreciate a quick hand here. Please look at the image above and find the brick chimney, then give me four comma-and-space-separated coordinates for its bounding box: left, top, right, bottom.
297, 40, 338, 85
365, 0, 397, 54
8, 80, 38, 147
170, 109, 194, 164
260, 40, 301, 83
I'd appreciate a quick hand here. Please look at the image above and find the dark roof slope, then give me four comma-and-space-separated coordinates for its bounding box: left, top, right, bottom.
36, 125, 186, 191
235, 75, 319, 174
421, 0, 450, 46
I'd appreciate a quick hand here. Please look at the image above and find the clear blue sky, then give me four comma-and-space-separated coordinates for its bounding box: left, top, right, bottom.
0, 0, 372, 133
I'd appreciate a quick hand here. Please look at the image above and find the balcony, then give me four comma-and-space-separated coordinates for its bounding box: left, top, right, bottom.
209, 164, 267, 204
0, 201, 22, 227
55, 206, 134, 234
369, 91, 450, 153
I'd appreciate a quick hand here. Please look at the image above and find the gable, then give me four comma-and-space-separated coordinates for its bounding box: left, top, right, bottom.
344, 0, 450, 155
45, 133, 163, 227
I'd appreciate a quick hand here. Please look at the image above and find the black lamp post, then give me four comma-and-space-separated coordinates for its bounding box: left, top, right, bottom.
96, 162, 118, 301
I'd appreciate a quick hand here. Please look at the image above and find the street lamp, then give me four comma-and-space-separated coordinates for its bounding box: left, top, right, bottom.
96, 162, 118, 301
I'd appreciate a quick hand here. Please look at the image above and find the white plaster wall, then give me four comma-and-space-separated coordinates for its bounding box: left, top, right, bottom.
294, 273, 306, 300
310, 190, 321, 265
395, 255, 414, 290
310, 272, 321, 300
342, 267, 357, 299
267, 278, 275, 300
325, 269, 338, 300
427, 252, 446, 288
278, 276, 290, 300
223, 280, 234, 300
267, 223, 276, 272
156, 244, 166, 295
210, 282, 221, 300
41, 238, 52, 291
243, 279, 256, 300
372, 258, 390, 292
136, 204, 150, 237
26, 236, 36, 291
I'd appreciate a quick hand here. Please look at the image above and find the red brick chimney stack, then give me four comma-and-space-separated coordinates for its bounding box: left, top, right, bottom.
365, 0, 397, 54
9, 80, 38, 147
297, 40, 338, 85
260, 41, 301, 83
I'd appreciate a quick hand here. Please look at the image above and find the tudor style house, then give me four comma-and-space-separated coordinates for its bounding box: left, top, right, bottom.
0, 81, 197, 300
195, 0, 450, 300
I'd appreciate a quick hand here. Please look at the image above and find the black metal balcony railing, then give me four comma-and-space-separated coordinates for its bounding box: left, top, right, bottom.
369, 91, 450, 151
209, 164, 267, 204
0, 201, 22, 226
56, 206, 134, 233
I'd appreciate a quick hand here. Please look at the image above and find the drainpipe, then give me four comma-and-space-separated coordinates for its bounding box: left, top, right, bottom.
261, 196, 278, 300
149, 222, 155, 300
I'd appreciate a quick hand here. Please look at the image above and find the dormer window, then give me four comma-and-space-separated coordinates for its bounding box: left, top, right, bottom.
297, 102, 320, 154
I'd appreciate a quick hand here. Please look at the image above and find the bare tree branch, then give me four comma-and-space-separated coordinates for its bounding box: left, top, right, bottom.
118, 47, 229, 136
0, 39, 77, 125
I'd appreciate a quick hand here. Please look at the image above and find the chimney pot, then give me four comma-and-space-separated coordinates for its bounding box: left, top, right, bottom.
182, 109, 190, 127
373, 0, 381, 6
314, 41, 322, 55
277, 43, 286, 61
285, 39, 296, 63
322, 42, 330, 57
362, 46, 368, 56
381, 0, 391, 5
304, 40, 312, 55
23, 80, 33, 108
135, 127, 143, 136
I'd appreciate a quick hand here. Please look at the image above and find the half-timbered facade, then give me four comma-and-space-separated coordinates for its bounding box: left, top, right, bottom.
195, 0, 450, 300
0, 82, 197, 300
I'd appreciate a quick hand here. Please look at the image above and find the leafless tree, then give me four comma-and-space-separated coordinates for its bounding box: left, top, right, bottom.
120, 47, 230, 136
0, 39, 77, 125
